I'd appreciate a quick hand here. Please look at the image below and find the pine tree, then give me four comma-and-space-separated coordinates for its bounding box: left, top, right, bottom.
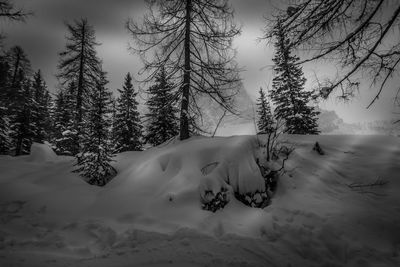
75, 71, 116, 186
256, 87, 274, 134
270, 21, 319, 135
53, 82, 79, 155
0, 52, 11, 154
145, 69, 179, 146
113, 73, 142, 152
57, 18, 101, 153
31, 70, 52, 143
9, 76, 35, 155
0, 104, 10, 154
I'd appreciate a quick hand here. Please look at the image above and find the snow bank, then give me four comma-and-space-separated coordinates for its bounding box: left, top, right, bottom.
26, 142, 58, 162
0, 135, 399, 266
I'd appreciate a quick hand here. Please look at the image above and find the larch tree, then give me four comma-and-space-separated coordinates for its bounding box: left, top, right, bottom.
75, 70, 116, 186
270, 21, 320, 135
256, 87, 274, 134
127, 0, 241, 140
113, 72, 143, 152
145, 68, 179, 146
57, 18, 101, 152
264, 0, 400, 117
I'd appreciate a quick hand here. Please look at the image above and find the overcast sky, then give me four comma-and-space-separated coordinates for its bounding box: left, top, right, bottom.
1, 0, 399, 123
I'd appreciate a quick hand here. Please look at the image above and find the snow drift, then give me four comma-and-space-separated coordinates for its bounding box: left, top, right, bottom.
0, 134, 399, 266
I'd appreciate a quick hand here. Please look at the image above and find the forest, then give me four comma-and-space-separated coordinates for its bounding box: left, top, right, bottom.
0, 0, 399, 266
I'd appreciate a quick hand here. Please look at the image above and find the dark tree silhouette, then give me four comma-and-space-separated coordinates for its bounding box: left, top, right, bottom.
57, 18, 101, 126
270, 21, 319, 135
75, 70, 116, 186
53, 82, 78, 155
127, 0, 241, 140
31, 70, 52, 143
256, 87, 274, 134
264, 0, 400, 112
145, 68, 179, 146
113, 72, 143, 152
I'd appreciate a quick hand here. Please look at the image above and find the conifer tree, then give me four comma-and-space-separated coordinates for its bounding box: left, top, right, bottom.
113, 73, 142, 152
0, 52, 11, 154
0, 104, 10, 154
57, 18, 101, 153
31, 70, 52, 143
270, 21, 319, 135
145, 68, 179, 146
75, 71, 116, 186
53, 82, 79, 155
256, 87, 274, 134
9, 77, 35, 155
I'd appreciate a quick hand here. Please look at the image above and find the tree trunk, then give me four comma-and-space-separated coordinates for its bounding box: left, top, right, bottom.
179, 0, 191, 140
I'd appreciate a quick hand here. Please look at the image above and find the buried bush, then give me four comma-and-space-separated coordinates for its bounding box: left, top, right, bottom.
235, 190, 269, 208
201, 187, 230, 212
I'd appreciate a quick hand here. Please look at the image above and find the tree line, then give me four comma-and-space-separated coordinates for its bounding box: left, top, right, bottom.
3, 0, 395, 186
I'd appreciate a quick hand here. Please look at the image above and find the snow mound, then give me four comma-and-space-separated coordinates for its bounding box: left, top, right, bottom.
26, 142, 58, 162
0, 135, 399, 266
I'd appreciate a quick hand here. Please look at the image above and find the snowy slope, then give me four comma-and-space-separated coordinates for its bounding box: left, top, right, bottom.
0, 135, 399, 266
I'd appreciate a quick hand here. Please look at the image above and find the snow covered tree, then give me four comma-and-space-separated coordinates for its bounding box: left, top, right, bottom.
113, 72, 143, 152
145, 68, 179, 146
9, 77, 36, 155
31, 70, 52, 143
57, 18, 101, 151
0, 104, 10, 154
270, 21, 319, 135
0, 52, 11, 154
75, 71, 116, 186
256, 87, 274, 134
53, 82, 79, 155
1, 46, 35, 155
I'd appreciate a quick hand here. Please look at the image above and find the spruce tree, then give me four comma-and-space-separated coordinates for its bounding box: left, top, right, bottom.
256, 87, 274, 134
53, 82, 79, 155
31, 70, 52, 143
0, 52, 11, 154
270, 21, 319, 135
9, 76, 35, 155
75, 71, 116, 186
0, 105, 10, 154
113, 73, 142, 152
145, 68, 179, 146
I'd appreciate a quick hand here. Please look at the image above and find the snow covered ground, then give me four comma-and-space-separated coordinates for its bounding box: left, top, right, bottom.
0, 134, 399, 266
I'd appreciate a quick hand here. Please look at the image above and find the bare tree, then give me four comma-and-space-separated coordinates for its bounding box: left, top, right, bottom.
264, 0, 400, 110
0, 0, 31, 22
127, 0, 241, 140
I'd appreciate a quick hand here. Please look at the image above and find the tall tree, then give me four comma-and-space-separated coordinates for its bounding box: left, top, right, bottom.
57, 18, 101, 148
270, 22, 319, 135
9, 77, 35, 155
53, 82, 79, 155
75, 71, 116, 186
256, 87, 274, 134
127, 0, 241, 140
31, 70, 52, 143
264, 0, 400, 113
113, 72, 143, 152
145, 68, 179, 146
